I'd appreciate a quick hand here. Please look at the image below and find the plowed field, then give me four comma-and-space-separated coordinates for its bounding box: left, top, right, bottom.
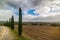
15, 25, 60, 40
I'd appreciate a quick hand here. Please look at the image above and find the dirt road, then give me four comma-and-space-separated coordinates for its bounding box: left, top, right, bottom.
0, 26, 14, 40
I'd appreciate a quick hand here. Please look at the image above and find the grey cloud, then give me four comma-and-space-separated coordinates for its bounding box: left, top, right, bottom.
29, 0, 42, 7
31, 15, 60, 22
2, 0, 45, 10
1, 0, 55, 10
0, 2, 9, 9
1, 0, 60, 10
3, 0, 20, 8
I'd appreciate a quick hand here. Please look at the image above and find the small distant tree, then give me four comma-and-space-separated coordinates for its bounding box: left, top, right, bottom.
11, 15, 14, 29
9, 18, 11, 27
18, 8, 22, 35
4, 20, 9, 26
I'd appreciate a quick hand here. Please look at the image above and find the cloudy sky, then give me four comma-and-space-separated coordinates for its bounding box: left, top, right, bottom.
0, 0, 60, 22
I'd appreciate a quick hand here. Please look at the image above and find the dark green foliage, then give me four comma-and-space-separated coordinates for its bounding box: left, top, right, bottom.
4, 20, 9, 26
51, 23, 60, 26
9, 18, 11, 27
4, 20, 10, 26
11, 15, 14, 29
32, 23, 38, 25
18, 8, 22, 35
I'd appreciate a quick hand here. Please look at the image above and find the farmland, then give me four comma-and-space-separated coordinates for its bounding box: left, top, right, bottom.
15, 22, 60, 40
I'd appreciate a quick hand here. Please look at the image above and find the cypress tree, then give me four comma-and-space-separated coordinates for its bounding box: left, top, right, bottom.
9, 18, 11, 27
4, 20, 8, 26
11, 15, 14, 29
18, 8, 22, 35
6, 20, 9, 26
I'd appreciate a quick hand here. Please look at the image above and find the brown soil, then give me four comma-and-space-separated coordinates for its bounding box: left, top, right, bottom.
21, 25, 60, 40
15, 25, 60, 40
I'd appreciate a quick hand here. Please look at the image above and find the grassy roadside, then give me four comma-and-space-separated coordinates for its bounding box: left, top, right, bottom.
7, 27, 30, 40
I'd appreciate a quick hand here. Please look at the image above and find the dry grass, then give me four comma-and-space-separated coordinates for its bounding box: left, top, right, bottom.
15, 25, 60, 40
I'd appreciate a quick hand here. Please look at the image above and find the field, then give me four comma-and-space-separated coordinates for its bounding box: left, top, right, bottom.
15, 24, 60, 40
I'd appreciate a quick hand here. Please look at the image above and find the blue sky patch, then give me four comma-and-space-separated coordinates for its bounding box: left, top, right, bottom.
27, 9, 39, 16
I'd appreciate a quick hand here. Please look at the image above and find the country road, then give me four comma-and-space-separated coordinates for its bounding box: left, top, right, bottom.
0, 26, 32, 40
0, 26, 14, 40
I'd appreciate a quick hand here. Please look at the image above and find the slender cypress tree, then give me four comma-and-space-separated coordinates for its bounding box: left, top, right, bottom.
9, 18, 11, 27
6, 20, 9, 26
18, 8, 22, 35
11, 15, 14, 29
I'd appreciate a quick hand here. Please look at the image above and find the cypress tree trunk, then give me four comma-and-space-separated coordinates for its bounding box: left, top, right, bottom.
18, 8, 22, 35
11, 15, 14, 29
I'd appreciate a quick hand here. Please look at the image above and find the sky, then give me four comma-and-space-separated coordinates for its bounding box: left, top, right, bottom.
0, 0, 60, 22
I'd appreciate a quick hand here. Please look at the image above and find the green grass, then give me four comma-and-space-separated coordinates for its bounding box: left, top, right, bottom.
7, 27, 30, 40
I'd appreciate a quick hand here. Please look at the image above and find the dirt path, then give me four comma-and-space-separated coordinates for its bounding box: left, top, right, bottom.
0, 26, 14, 40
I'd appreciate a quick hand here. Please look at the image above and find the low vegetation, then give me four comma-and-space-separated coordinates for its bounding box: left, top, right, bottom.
8, 27, 30, 40
50, 23, 60, 26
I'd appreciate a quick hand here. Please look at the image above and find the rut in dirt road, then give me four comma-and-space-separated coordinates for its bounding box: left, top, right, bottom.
0, 26, 15, 40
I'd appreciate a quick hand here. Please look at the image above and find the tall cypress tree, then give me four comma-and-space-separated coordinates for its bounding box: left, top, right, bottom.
11, 15, 14, 29
18, 8, 22, 35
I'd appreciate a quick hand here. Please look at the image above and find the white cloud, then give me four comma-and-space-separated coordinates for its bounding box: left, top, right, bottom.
0, 10, 18, 21
34, 0, 60, 17
22, 14, 38, 22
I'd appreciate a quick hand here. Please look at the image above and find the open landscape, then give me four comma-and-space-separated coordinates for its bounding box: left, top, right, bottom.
14, 22, 60, 40
0, 0, 60, 40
